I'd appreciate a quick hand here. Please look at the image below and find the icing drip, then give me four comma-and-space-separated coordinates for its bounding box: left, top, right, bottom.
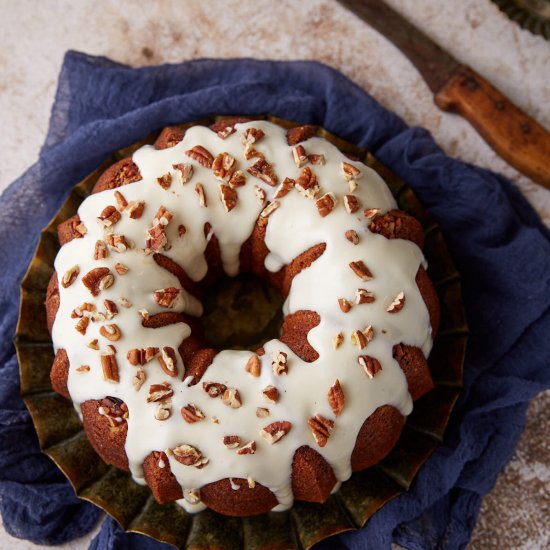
52, 121, 433, 512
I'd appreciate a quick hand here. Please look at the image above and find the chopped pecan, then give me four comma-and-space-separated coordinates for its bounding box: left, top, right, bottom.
254, 185, 267, 206
75, 316, 89, 335
219, 184, 238, 212
195, 183, 207, 207
308, 153, 325, 165
387, 292, 405, 313
292, 145, 308, 167
172, 163, 194, 184
247, 158, 278, 187
183, 489, 201, 504
296, 167, 320, 199
363, 207, 381, 219
274, 177, 295, 199
356, 288, 375, 304
114, 262, 128, 275
114, 190, 127, 209
349, 260, 373, 281
351, 325, 374, 350
82, 267, 114, 296
260, 421, 292, 444
262, 385, 279, 403
228, 170, 246, 189
127, 201, 145, 219
155, 401, 172, 421
147, 382, 174, 402
245, 354, 261, 377
341, 161, 361, 181
203, 381, 227, 398
260, 201, 280, 222
97, 205, 121, 227
328, 379, 345, 416
185, 145, 214, 168
76, 365, 90, 373
106, 233, 129, 253
61, 265, 80, 288
217, 126, 236, 139
344, 195, 360, 214
71, 302, 94, 318
212, 152, 236, 182
345, 230, 359, 245
159, 347, 178, 377
87, 339, 99, 350
153, 206, 173, 226
358, 355, 382, 378
338, 298, 353, 313
157, 173, 173, 189
236, 440, 256, 455
172, 444, 208, 468
99, 323, 121, 341
181, 403, 205, 424
178, 224, 187, 237
133, 368, 146, 391
154, 287, 180, 308
101, 350, 119, 383
241, 127, 265, 145
308, 414, 334, 447
119, 297, 132, 308
256, 407, 270, 418
332, 332, 344, 349
272, 351, 288, 375
94, 240, 108, 260
146, 224, 168, 252
223, 435, 241, 449
222, 387, 242, 409
244, 143, 265, 161
127, 347, 159, 366
316, 192, 337, 217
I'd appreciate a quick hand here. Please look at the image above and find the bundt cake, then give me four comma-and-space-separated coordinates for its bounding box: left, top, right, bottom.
46, 118, 440, 516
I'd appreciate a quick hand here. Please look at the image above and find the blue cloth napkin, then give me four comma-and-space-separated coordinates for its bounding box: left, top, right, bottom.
1, 52, 549, 550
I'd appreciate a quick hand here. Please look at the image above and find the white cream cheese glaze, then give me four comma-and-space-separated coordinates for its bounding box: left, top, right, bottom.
51, 120, 433, 513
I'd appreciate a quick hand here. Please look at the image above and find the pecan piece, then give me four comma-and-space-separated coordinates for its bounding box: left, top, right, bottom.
272, 351, 288, 375
127, 347, 159, 366
247, 158, 278, 186
332, 332, 344, 349
222, 387, 242, 409
82, 267, 114, 296
344, 195, 360, 214
133, 368, 146, 391
203, 381, 227, 398
105, 234, 129, 253
181, 403, 205, 424
358, 355, 382, 378
328, 379, 345, 416
97, 205, 121, 227
341, 161, 361, 181
223, 435, 241, 449
338, 298, 353, 313
256, 407, 270, 418
154, 287, 180, 308
386, 292, 405, 313
254, 185, 266, 206
74, 316, 89, 335
228, 170, 246, 189
101, 349, 119, 383
99, 323, 121, 342
260, 201, 280, 221
146, 224, 168, 252
363, 207, 381, 220
212, 152, 236, 182
356, 288, 375, 304
316, 192, 337, 217
345, 230, 359, 245
195, 183, 207, 207
61, 265, 80, 288
296, 166, 320, 199
241, 127, 265, 145
114, 262, 128, 275
219, 184, 238, 212
185, 145, 214, 168
351, 325, 374, 350
274, 177, 295, 199
292, 145, 308, 167
114, 190, 127, 209
147, 382, 174, 402
183, 489, 201, 504
172, 444, 208, 468
155, 401, 172, 421
245, 354, 261, 377
236, 440, 256, 455
308, 415, 334, 447
262, 385, 279, 404
217, 126, 236, 139
260, 421, 292, 444
94, 240, 108, 260
127, 201, 145, 219
349, 260, 373, 281
159, 347, 178, 377
308, 153, 325, 165
172, 163, 194, 184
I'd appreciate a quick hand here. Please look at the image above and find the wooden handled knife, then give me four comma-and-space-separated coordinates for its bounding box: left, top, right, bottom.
338, 0, 550, 189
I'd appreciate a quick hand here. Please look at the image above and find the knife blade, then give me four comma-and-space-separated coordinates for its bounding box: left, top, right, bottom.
337, 0, 550, 189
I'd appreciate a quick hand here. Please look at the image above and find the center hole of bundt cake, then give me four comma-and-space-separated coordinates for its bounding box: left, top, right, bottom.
201, 273, 285, 351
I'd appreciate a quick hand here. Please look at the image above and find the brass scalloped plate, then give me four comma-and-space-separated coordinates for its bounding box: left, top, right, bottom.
15, 115, 467, 549
491, 0, 550, 39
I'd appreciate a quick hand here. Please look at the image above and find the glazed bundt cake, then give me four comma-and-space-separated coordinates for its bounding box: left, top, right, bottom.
46, 118, 440, 516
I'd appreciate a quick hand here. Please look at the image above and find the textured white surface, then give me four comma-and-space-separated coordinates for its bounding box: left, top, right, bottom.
1, 0, 549, 548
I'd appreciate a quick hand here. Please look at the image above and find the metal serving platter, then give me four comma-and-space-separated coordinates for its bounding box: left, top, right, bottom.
15, 115, 467, 549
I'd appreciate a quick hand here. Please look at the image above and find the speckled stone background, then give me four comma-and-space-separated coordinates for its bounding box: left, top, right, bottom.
1, 0, 549, 548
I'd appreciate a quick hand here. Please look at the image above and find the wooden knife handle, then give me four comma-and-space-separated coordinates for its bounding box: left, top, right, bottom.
435, 66, 550, 189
